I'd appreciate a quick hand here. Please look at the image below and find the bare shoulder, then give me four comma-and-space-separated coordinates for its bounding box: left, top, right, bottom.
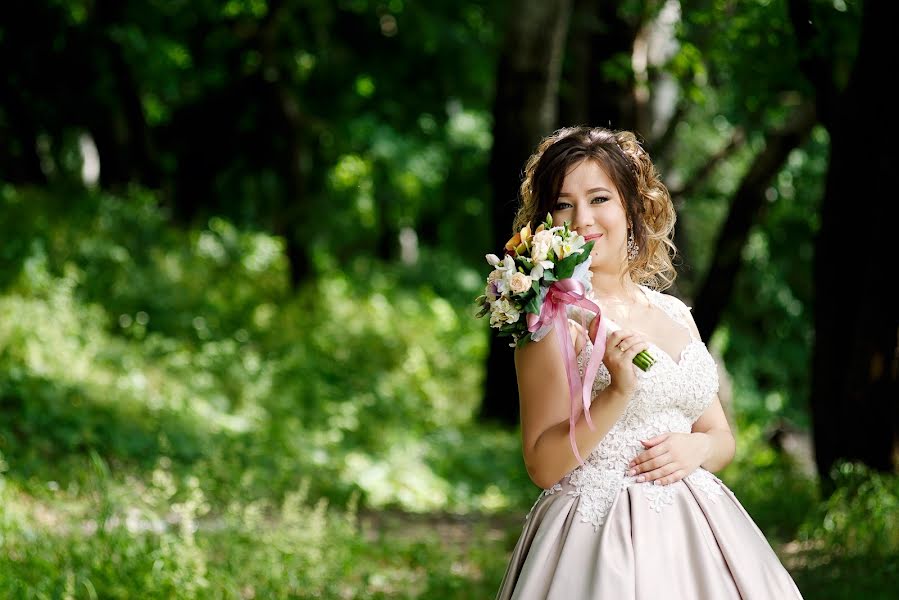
645, 286, 702, 339
648, 286, 691, 312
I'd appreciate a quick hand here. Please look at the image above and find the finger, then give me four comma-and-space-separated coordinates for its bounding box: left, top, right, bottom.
638, 463, 679, 483
630, 444, 666, 467
607, 330, 634, 349
630, 452, 671, 475
616, 336, 646, 353
655, 469, 687, 486
623, 341, 649, 361
641, 433, 670, 447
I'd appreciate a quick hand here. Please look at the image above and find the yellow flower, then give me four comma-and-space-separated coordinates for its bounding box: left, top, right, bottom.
520, 224, 532, 247
504, 231, 521, 255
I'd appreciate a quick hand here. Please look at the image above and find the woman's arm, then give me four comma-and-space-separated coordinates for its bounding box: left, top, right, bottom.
514, 320, 645, 489
691, 395, 736, 472
681, 302, 735, 472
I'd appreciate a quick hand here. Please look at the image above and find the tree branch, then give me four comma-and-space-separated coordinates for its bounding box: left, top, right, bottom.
692, 100, 817, 341
668, 126, 746, 201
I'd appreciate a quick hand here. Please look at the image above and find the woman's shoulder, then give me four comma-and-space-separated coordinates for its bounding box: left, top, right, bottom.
641, 284, 691, 313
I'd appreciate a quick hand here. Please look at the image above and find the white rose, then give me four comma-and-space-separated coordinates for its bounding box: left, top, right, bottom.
533, 230, 553, 245
509, 272, 530, 294
531, 230, 554, 263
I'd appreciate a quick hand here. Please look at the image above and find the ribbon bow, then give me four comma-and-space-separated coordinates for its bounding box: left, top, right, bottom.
527, 279, 607, 467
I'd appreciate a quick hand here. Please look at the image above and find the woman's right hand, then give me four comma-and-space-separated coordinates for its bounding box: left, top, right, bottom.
602, 329, 649, 398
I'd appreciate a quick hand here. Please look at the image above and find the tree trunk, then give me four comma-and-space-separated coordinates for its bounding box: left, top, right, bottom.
558, 0, 639, 131
808, 0, 899, 490
479, 0, 573, 425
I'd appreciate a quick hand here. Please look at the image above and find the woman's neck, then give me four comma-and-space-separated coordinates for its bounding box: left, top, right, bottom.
590, 270, 644, 306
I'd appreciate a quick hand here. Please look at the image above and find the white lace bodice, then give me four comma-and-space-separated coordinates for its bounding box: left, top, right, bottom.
526, 285, 725, 531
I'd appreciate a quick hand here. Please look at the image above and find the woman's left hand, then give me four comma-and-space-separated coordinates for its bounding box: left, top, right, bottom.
626, 432, 711, 485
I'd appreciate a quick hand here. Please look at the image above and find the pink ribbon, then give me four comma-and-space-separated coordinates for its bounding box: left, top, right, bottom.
527, 279, 607, 467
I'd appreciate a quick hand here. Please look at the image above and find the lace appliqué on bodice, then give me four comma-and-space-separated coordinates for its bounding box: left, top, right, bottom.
527, 286, 725, 532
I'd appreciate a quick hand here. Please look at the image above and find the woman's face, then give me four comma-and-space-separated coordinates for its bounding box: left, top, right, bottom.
550, 158, 630, 274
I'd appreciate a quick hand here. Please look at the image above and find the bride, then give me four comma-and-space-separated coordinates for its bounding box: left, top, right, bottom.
494, 126, 804, 599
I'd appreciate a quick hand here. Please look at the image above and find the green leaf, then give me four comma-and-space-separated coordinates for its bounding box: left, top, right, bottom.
525, 293, 542, 314
555, 253, 578, 279
542, 270, 557, 282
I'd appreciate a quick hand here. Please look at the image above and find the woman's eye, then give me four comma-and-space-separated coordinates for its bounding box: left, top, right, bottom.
554, 202, 572, 210
592, 196, 609, 204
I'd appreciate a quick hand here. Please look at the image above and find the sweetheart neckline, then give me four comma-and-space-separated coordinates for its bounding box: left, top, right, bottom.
647, 338, 705, 368
579, 285, 702, 368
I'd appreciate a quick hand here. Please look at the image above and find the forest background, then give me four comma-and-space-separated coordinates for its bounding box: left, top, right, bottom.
1, 0, 897, 598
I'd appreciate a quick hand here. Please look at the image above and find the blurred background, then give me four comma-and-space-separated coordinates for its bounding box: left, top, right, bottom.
1, 0, 897, 598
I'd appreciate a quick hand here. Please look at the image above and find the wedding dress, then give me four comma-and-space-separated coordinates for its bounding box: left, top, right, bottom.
494, 285, 804, 599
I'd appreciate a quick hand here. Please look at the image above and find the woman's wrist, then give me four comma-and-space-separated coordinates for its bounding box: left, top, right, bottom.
596, 384, 631, 407
695, 429, 735, 472
693, 432, 714, 466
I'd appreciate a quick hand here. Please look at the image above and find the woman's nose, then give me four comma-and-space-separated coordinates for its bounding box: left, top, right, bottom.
573, 212, 594, 231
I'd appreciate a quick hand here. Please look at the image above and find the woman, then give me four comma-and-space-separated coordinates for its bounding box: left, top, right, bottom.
494, 126, 803, 599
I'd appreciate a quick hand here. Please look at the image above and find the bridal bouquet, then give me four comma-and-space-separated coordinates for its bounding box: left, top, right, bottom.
475, 214, 595, 347
474, 213, 655, 368
474, 214, 655, 465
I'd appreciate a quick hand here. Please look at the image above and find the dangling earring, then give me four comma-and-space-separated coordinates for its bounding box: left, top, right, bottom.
626, 229, 639, 261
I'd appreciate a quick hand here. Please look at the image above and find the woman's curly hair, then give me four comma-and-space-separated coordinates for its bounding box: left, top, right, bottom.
511, 125, 678, 291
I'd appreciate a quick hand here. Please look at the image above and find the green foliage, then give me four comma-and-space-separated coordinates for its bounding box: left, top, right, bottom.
0, 453, 511, 598
0, 184, 535, 511
788, 462, 899, 599
715, 128, 829, 427
800, 462, 899, 558
0, 181, 533, 594
718, 414, 818, 541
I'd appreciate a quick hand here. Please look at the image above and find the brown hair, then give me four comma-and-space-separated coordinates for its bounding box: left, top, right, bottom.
511, 126, 678, 290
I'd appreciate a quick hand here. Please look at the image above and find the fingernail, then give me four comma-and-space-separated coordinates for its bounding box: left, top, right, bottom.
636, 475, 644, 482
627, 469, 635, 476
653, 480, 660, 486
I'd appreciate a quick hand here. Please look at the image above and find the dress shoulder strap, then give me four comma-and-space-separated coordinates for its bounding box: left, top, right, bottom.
638, 285, 698, 341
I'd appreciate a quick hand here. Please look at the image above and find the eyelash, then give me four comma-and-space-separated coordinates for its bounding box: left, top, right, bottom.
554, 197, 609, 210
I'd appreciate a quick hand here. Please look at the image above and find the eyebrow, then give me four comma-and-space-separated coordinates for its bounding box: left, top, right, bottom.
558, 187, 612, 196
